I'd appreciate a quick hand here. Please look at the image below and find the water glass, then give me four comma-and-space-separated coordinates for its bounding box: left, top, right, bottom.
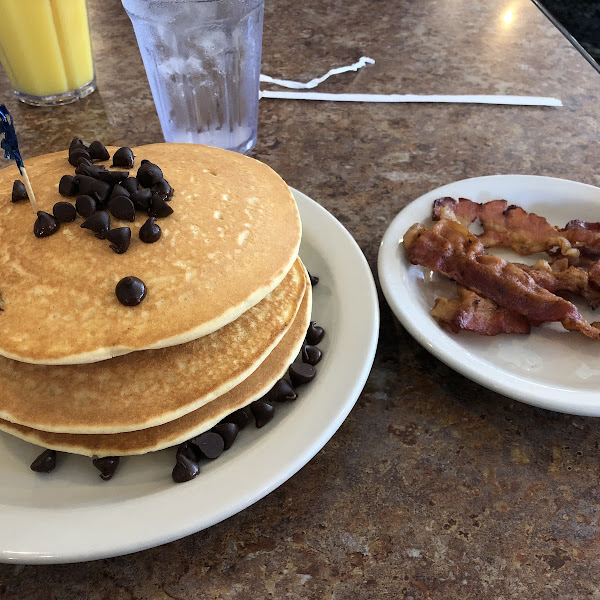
121, 0, 264, 154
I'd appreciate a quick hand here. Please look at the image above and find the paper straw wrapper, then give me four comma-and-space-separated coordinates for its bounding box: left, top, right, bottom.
259, 57, 562, 107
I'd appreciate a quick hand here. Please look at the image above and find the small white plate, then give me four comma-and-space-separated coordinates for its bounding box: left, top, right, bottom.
0, 188, 379, 565
379, 174, 600, 417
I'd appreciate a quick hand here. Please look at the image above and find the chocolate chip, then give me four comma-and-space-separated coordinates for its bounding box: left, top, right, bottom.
75, 158, 107, 179
308, 270, 319, 286
250, 401, 275, 428
152, 178, 173, 199
122, 177, 139, 196
88, 140, 110, 161
81, 211, 111, 238
302, 343, 323, 365
92, 456, 120, 481
177, 442, 201, 462
73, 175, 111, 204
189, 432, 224, 459
221, 407, 250, 430
98, 170, 130, 185
109, 184, 130, 202
112, 147, 134, 169
264, 379, 297, 403
172, 454, 200, 483
108, 196, 136, 222
211, 422, 239, 450
149, 195, 174, 218
69, 147, 91, 167
11, 180, 28, 202
30, 449, 57, 473
137, 161, 163, 187
59, 174, 78, 197
53, 201, 77, 222
306, 321, 325, 345
106, 227, 131, 254
34, 211, 60, 237
131, 188, 152, 211
75, 194, 97, 218
115, 275, 146, 306
289, 362, 316, 387
139, 217, 161, 243
69, 137, 86, 151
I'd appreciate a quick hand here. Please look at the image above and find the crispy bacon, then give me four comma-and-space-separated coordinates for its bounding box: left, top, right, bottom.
432, 197, 574, 255
516, 258, 600, 309
431, 286, 530, 335
404, 219, 600, 339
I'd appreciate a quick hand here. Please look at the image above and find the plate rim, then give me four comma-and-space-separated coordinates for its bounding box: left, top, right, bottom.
378, 173, 600, 417
0, 186, 379, 564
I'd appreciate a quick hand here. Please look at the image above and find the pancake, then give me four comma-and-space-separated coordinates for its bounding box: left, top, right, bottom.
0, 284, 311, 457
0, 258, 308, 434
0, 143, 301, 364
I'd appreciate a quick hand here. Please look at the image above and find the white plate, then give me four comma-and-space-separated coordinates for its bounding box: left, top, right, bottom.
379, 174, 600, 417
0, 188, 379, 565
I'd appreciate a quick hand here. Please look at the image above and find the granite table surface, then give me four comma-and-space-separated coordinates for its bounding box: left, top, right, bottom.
2, 0, 600, 597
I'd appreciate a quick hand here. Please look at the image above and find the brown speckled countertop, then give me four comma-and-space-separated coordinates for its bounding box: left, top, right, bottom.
2, 0, 600, 597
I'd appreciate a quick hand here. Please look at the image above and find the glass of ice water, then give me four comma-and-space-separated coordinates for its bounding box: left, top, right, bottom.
121, 0, 264, 154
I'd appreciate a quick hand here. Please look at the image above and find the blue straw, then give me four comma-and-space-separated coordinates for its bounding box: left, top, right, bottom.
0, 104, 24, 174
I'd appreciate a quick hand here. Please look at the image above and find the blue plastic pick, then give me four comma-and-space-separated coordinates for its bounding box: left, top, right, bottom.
0, 104, 37, 211
0, 104, 24, 174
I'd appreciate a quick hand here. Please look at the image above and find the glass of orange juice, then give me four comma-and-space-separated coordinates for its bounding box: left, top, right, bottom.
0, 0, 96, 106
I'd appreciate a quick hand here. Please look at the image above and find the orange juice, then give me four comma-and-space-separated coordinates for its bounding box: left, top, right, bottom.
0, 0, 95, 104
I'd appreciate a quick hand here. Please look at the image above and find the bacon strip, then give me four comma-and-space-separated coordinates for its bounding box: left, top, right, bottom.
432, 197, 574, 255
431, 287, 530, 335
514, 259, 600, 309
404, 219, 600, 339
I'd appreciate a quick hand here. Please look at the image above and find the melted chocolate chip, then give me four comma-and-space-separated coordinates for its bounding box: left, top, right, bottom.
112, 147, 135, 169
30, 449, 57, 473
108, 196, 136, 222
122, 177, 139, 196
172, 454, 200, 483
88, 140, 110, 161
139, 217, 161, 243
81, 211, 111, 238
211, 422, 239, 450
98, 170, 130, 185
152, 178, 173, 199
306, 321, 325, 345
34, 211, 60, 237
190, 432, 224, 459
149, 195, 174, 218
11, 180, 28, 202
69, 147, 91, 167
308, 271, 319, 286
131, 188, 152, 211
289, 362, 316, 387
115, 275, 146, 306
250, 401, 275, 428
137, 161, 163, 187
106, 227, 131, 254
59, 174, 78, 197
75, 194, 97, 218
53, 201, 77, 222
92, 456, 120, 481
222, 407, 250, 430
73, 175, 111, 204
265, 379, 297, 403
302, 343, 323, 365
109, 185, 130, 202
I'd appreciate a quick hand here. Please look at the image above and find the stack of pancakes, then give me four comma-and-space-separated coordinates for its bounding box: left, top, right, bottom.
0, 143, 310, 458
